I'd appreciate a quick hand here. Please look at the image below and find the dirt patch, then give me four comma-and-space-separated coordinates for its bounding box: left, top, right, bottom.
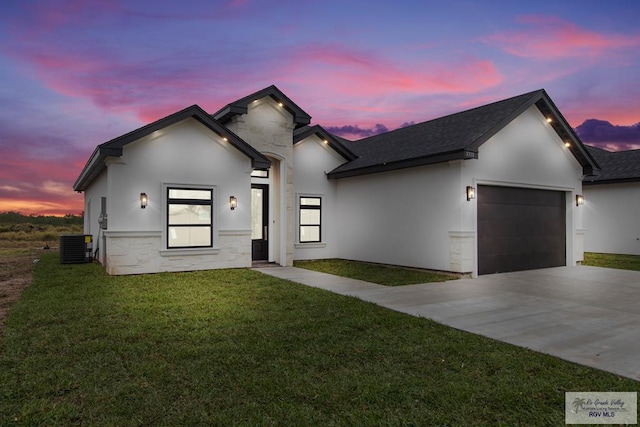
0, 245, 43, 337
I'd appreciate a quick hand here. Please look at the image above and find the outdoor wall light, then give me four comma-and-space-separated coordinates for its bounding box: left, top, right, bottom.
466, 186, 476, 201
140, 193, 148, 209
230, 196, 237, 210
576, 194, 585, 206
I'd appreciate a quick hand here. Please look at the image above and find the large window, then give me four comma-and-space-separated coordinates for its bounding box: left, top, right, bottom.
167, 188, 213, 248
299, 196, 321, 243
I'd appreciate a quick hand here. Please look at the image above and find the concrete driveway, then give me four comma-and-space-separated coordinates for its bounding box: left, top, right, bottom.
255, 265, 640, 381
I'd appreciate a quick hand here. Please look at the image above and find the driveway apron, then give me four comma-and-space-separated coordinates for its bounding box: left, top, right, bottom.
254, 265, 640, 381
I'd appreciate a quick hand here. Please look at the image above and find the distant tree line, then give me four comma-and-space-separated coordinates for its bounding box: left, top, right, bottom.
0, 211, 83, 226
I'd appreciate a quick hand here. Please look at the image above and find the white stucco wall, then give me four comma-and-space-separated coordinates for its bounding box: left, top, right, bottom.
583, 182, 640, 255
334, 105, 586, 275
463, 105, 586, 272
293, 135, 347, 260
463, 107, 584, 189
336, 162, 461, 271
90, 118, 253, 274
83, 169, 108, 264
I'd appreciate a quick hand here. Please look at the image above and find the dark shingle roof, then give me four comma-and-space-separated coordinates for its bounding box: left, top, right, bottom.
327, 89, 599, 179
584, 145, 640, 184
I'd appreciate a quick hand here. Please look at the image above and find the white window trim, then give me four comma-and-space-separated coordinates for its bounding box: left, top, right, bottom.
162, 183, 219, 250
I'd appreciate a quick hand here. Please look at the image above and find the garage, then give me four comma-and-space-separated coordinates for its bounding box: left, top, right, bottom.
477, 185, 566, 275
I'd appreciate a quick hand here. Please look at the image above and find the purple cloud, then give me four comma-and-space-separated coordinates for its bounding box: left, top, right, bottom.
576, 119, 640, 150
326, 124, 389, 139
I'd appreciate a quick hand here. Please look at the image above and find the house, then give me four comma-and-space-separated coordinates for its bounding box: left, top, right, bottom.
74, 85, 601, 276
583, 146, 640, 255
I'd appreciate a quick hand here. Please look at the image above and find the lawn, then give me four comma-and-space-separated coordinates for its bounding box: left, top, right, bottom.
583, 252, 640, 271
1, 254, 638, 425
293, 258, 458, 285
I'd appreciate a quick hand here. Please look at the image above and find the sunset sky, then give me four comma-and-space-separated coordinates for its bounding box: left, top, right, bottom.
1, 0, 639, 215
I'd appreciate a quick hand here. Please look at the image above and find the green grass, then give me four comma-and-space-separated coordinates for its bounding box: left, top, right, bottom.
294, 258, 458, 286
1, 254, 637, 425
583, 252, 640, 271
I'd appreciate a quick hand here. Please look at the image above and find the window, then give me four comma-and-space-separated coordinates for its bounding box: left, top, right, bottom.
167, 188, 213, 248
251, 169, 269, 178
299, 196, 321, 243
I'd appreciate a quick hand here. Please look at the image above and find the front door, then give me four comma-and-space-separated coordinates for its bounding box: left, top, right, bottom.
251, 184, 269, 261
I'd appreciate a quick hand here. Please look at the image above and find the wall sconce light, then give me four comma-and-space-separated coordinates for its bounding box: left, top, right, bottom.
229, 196, 237, 210
466, 186, 476, 201
140, 193, 148, 209
576, 194, 585, 206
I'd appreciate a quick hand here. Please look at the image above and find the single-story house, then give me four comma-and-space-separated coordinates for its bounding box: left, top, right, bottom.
583, 146, 640, 255
75, 85, 610, 277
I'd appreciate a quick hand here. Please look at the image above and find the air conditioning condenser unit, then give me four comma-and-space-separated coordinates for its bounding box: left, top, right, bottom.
60, 234, 93, 264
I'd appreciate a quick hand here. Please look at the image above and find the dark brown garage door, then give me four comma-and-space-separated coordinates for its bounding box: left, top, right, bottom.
478, 185, 566, 275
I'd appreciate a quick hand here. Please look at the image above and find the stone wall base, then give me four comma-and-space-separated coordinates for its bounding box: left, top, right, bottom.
104, 230, 251, 275
449, 231, 475, 274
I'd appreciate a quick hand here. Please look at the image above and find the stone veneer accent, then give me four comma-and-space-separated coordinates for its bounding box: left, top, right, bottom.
575, 229, 585, 264
223, 97, 295, 266
104, 230, 251, 275
449, 231, 475, 274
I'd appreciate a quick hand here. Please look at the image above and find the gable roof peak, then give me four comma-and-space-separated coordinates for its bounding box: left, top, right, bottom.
74, 104, 270, 191
327, 88, 598, 179
213, 84, 311, 128
294, 124, 357, 161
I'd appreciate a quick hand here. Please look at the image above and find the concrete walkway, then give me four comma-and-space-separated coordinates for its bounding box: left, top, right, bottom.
253, 265, 640, 381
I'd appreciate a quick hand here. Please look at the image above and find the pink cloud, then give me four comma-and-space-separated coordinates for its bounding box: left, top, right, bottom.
0, 146, 87, 215
283, 44, 503, 98
482, 15, 640, 60
6, 45, 232, 123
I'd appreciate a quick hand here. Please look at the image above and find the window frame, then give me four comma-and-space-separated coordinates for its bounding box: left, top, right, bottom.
298, 195, 322, 243
166, 186, 214, 249
251, 169, 269, 178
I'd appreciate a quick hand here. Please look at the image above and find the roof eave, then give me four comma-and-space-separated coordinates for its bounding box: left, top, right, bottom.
327, 150, 475, 179
294, 125, 358, 161
583, 177, 640, 186
534, 93, 601, 176
213, 85, 311, 129
465, 90, 544, 154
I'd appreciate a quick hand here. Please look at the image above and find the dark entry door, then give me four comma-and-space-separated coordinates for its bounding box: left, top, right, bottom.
251, 184, 269, 261
477, 185, 566, 275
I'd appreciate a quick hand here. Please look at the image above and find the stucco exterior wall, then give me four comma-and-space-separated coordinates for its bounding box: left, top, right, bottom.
293, 135, 347, 260
83, 169, 108, 264
94, 118, 253, 274
336, 162, 462, 272
462, 105, 586, 273
463, 106, 584, 189
334, 105, 585, 275
583, 182, 640, 255
224, 97, 295, 266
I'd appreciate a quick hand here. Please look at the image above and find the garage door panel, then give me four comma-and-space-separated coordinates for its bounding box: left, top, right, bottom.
478, 186, 566, 275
